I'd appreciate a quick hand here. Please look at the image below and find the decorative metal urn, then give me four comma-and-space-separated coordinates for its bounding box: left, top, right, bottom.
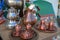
7, 7, 18, 29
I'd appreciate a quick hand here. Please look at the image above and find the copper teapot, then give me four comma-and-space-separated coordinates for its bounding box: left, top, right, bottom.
48, 21, 56, 31
24, 8, 37, 25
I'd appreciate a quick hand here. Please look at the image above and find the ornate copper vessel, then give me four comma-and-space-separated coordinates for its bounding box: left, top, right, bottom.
24, 8, 37, 25
12, 24, 22, 37
20, 24, 34, 39
48, 21, 56, 31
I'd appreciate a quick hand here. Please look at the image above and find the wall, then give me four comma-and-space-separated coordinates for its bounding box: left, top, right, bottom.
44, 0, 59, 18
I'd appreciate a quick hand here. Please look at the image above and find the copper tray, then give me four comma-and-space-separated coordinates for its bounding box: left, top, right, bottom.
34, 25, 57, 33
9, 30, 38, 40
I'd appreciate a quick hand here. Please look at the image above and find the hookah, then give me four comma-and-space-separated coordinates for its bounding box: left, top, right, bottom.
0, 0, 6, 24
5, 0, 24, 29
10, 0, 38, 40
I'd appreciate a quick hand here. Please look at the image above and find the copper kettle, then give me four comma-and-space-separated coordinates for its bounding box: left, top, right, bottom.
24, 9, 37, 25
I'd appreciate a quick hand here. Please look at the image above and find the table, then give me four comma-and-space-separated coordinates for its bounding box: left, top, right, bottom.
0, 22, 60, 40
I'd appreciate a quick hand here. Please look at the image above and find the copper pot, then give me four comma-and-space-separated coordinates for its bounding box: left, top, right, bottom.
12, 24, 22, 37
36, 20, 46, 31
48, 21, 55, 31
24, 9, 37, 25
40, 20, 46, 31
